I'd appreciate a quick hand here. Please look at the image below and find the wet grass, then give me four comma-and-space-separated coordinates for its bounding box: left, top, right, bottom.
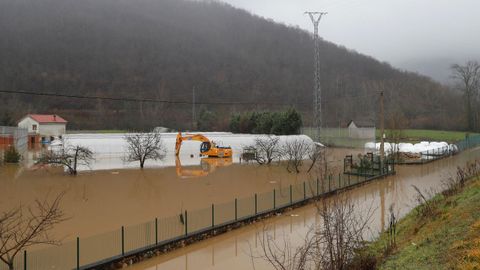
377, 129, 473, 143
367, 176, 480, 269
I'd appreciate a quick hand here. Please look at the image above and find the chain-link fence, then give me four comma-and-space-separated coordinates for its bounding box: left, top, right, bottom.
301, 127, 376, 148
456, 134, 480, 152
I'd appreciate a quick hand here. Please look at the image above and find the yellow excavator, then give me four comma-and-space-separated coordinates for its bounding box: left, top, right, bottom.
175, 132, 233, 158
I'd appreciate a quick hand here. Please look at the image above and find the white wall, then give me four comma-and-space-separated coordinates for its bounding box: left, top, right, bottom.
38, 124, 66, 137
18, 117, 39, 134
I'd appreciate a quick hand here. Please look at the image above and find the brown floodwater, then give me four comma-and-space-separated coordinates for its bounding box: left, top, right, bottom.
0, 147, 357, 243
124, 147, 480, 270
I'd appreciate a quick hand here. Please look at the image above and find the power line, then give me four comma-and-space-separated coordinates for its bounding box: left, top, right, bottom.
0, 89, 309, 106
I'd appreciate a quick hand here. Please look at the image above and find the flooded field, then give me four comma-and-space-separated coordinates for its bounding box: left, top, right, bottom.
0, 141, 357, 242
125, 147, 480, 270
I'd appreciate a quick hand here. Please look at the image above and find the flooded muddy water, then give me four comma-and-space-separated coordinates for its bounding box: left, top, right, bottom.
0, 146, 358, 242
125, 147, 480, 270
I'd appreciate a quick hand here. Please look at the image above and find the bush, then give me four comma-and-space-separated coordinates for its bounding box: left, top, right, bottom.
229, 108, 302, 135
4, 145, 21, 163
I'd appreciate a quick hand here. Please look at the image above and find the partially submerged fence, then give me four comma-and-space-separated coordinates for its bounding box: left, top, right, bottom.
389, 145, 454, 165
456, 134, 480, 152
0, 126, 28, 153
1, 165, 395, 270
344, 153, 395, 176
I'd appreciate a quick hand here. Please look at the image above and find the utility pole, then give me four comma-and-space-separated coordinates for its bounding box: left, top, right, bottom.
192, 86, 196, 131
380, 91, 385, 166
305, 11, 327, 142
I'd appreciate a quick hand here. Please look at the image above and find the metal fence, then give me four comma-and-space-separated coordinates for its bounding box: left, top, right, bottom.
389, 145, 454, 165
0, 163, 394, 270
0, 126, 28, 153
301, 127, 375, 148
456, 134, 480, 152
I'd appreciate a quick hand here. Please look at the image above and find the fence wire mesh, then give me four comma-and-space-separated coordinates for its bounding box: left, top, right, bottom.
215, 201, 235, 225
257, 191, 274, 214
125, 221, 156, 254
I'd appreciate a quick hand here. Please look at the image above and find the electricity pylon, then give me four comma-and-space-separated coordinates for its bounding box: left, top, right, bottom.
305, 11, 327, 142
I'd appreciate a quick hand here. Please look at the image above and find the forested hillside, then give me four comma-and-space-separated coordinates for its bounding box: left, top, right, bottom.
0, 0, 465, 130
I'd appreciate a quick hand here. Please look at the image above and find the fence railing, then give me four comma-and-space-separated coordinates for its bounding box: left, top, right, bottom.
0, 164, 395, 270
389, 145, 453, 165
456, 134, 480, 152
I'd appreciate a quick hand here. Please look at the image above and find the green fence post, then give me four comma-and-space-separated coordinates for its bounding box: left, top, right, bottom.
303, 182, 306, 200
184, 211, 188, 236
273, 189, 276, 209
289, 185, 293, 204
234, 199, 238, 221
121, 226, 125, 257
155, 218, 158, 245
316, 178, 319, 196
255, 194, 258, 215
76, 237, 79, 270
212, 204, 215, 228
24, 250, 27, 270
338, 173, 341, 188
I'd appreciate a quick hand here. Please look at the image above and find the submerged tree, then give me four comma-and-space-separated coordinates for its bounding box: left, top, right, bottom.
124, 131, 166, 169
3, 146, 21, 164
37, 141, 94, 175
282, 138, 311, 173
0, 193, 67, 270
251, 135, 282, 165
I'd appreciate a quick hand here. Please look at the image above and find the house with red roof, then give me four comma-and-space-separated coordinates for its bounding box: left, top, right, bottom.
18, 114, 67, 144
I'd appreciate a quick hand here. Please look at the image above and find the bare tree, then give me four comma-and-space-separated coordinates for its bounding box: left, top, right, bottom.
386, 111, 409, 162
307, 143, 324, 173
313, 195, 374, 270
0, 193, 67, 270
282, 139, 311, 173
451, 61, 480, 131
37, 141, 94, 175
256, 195, 374, 270
124, 131, 166, 169
251, 136, 282, 165
256, 226, 317, 270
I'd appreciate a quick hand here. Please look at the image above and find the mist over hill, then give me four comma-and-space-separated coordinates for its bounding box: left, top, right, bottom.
0, 0, 465, 130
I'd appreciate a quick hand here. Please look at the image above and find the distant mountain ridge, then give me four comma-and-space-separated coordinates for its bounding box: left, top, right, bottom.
0, 0, 465, 130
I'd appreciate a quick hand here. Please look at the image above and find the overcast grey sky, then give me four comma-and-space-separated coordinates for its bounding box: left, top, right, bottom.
220, 0, 480, 81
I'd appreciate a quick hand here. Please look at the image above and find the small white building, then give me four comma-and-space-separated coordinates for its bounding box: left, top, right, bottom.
18, 114, 67, 143
347, 120, 375, 139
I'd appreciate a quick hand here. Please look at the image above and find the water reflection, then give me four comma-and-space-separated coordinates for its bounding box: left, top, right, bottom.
175, 157, 233, 178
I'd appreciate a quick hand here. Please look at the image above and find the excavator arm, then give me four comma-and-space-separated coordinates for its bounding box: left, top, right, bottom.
175, 132, 232, 158
175, 132, 212, 156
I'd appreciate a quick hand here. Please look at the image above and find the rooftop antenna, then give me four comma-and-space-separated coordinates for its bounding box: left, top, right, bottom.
305, 11, 327, 142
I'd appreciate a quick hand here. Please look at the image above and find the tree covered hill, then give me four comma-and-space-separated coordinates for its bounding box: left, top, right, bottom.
0, 0, 464, 130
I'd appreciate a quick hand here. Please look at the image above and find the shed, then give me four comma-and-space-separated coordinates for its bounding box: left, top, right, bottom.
347, 120, 375, 139
18, 114, 67, 144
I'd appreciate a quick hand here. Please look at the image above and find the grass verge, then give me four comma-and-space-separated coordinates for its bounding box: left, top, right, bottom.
366, 172, 480, 269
